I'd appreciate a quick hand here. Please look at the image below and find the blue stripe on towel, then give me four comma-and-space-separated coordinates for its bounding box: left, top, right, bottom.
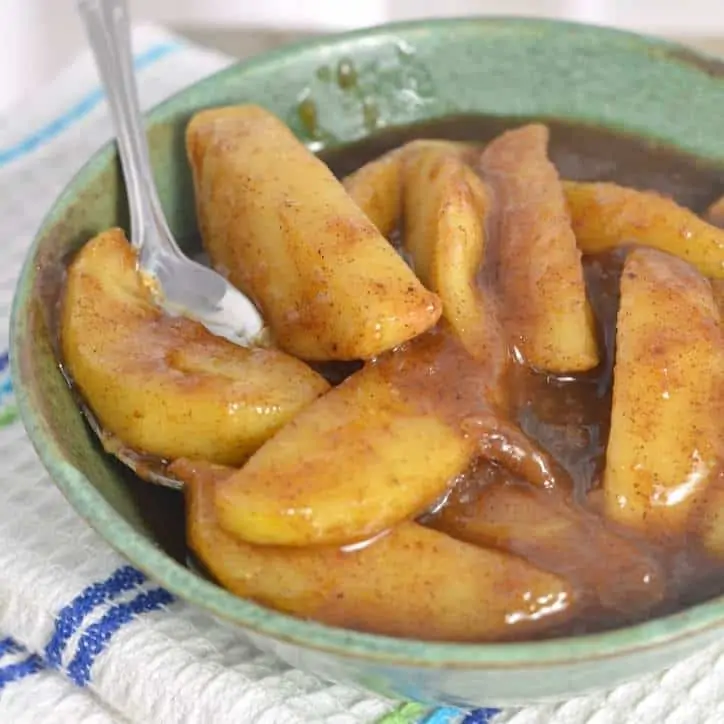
462, 709, 500, 724
0, 42, 178, 168
0, 373, 12, 398
0, 654, 45, 690
0, 638, 45, 690
0, 351, 11, 397
0, 637, 21, 658
421, 708, 468, 724
419, 706, 501, 724
45, 565, 147, 668
66, 587, 174, 686
0, 569, 174, 692
0, 350, 14, 425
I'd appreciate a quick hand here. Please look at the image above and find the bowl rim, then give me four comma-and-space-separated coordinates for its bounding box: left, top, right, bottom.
11, 15, 724, 668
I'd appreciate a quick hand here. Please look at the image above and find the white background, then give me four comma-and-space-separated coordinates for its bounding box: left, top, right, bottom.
2, 0, 724, 112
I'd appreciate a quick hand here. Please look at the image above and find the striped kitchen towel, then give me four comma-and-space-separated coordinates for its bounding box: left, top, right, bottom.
1, 20, 724, 724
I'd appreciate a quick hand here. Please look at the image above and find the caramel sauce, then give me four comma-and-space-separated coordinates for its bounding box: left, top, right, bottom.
107, 116, 724, 640
315, 117, 724, 637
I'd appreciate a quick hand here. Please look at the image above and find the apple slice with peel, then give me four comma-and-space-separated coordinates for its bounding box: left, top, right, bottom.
604, 247, 724, 536
401, 142, 501, 362
565, 181, 724, 278
186, 105, 442, 361
60, 228, 328, 466
176, 458, 574, 642
430, 474, 664, 615
478, 124, 598, 373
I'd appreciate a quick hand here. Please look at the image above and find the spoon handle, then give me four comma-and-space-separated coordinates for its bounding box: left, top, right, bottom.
77, 0, 268, 348
77, 0, 178, 256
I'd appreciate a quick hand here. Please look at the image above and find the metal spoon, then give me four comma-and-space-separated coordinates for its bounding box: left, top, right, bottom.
78, 0, 266, 348
74, 0, 267, 489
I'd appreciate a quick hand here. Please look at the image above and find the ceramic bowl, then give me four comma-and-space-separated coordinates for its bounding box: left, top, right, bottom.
10, 17, 724, 708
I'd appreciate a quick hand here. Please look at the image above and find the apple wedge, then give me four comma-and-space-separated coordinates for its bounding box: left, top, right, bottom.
212, 330, 481, 547
342, 147, 403, 238
178, 459, 574, 642
430, 475, 664, 615
705, 194, 724, 229
342, 140, 473, 237
564, 181, 724, 278
60, 229, 328, 465
186, 105, 442, 361
402, 142, 499, 360
603, 248, 724, 534
479, 125, 598, 372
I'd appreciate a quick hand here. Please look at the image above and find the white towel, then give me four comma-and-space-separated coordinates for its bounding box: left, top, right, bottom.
1, 22, 724, 724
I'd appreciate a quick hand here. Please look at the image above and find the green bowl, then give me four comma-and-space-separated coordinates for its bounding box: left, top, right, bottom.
10, 17, 724, 708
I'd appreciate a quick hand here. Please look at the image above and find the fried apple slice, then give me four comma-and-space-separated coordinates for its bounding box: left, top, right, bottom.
213, 328, 562, 547
60, 229, 328, 465
430, 473, 664, 614
342, 147, 403, 237
479, 125, 598, 372
564, 181, 724, 278
342, 140, 473, 236
705, 194, 724, 229
402, 143, 498, 359
178, 459, 573, 642
213, 330, 480, 547
604, 248, 724, 534
186, 105, 442, 361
